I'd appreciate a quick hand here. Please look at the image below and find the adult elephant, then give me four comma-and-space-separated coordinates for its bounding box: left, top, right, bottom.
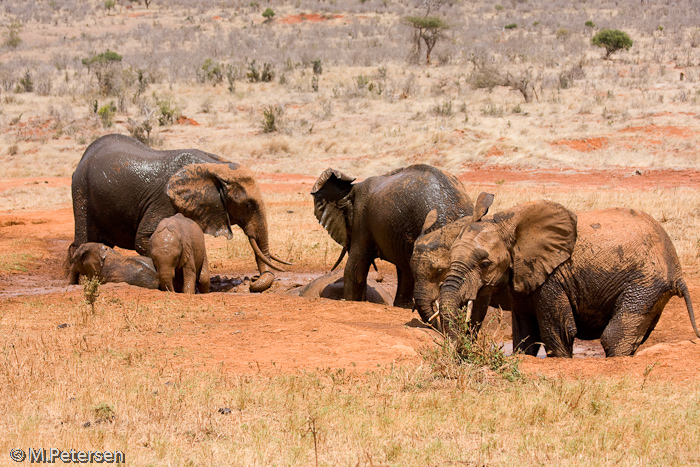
70, 134, 289, 292
439, 200, 700, 357
311, 164, 476, 308
410, 194, 496, 324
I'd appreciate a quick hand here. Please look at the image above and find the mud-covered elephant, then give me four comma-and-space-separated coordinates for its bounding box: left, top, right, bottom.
410, 193, 496, 324
150, 213, 210, 294
439, 200, 700, 357
69, 242, 159, 289
311, 164, 475, 308
70, 134, 289, 292
290, 270, 393, 305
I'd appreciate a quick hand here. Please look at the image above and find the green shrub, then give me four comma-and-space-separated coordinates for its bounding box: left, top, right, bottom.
15, 71, 33, 93
262, 8, 275, 22
82, 50, 123, 95
591, 29, 633, 59
312, 59, 322, 75
261, 105, 283, 133
104, 0, 115, 11
197, 58, 223, 85
3, 21, 22, 48
97, 101, 116, 127
154, 93, 181, 126
585, 20, 596, 28
246, 60, 275, 82
505, 23, 517, 30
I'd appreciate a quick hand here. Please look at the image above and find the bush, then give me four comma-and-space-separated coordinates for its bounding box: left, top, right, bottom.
262, 8, 275, 22
197, 58, 223, 85
154, 93, 181, 126
15, 71, 33, 93
97, 101, 116, 127
591, 29, 633, 59
585, 20, 596, 28
505, 23, 517, 30
247, 61, 275, 83
82, 50, 123, 95
261, 105, 283, 133
3, 21, 22, 49
312, 59, 322, 75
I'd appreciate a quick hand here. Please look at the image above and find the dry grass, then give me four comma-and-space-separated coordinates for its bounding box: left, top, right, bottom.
1, 291, 700, 466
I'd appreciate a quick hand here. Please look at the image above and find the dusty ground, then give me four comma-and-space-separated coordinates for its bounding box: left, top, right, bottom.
2, 167, 700, 386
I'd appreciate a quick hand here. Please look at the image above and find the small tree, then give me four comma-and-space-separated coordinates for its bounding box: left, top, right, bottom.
3, 21, 22, 48
405, 16, 449, 65
82, 50, 123, 95
262, 8, 275, 22
591, 29, 633, 59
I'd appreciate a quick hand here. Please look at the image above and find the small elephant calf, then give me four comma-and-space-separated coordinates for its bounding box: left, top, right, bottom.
69, 242, 159, 289
292, 270, 393, 305
149, 213, 210, 294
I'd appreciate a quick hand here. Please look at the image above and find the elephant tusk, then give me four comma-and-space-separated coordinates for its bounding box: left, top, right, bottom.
330, 246, 347, 271
428, 309, 440, 323
269, 252, 293, 265
465, 300, 474, 321
249, 238, 285, 272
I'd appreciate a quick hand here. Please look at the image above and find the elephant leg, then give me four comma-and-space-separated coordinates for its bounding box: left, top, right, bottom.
394, 267, 415, 309
532, 281, 576, 357
601, 289, 672, 357
198, 256, 210, 294
512, 300, 541, 356
135, 213, 165, 256
182, 264, 198, 294
343, 242, 373, 302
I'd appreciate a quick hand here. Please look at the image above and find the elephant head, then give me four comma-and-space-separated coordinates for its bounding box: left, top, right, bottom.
167, 162, 290, 292
310, 168, 356, 269
439, 200, 577, 337
410, 192, 495, 326
69, 242, 108, 284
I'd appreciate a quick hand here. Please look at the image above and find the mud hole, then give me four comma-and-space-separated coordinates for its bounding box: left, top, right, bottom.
1, 172, 700, 382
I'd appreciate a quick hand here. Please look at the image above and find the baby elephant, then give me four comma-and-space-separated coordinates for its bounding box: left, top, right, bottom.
69, 242, 159, 289
292, 270, 393, 305
149, 213, 210, 294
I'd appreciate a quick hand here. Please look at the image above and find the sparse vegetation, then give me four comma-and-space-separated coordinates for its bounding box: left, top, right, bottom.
246, 60, 275, 83
3, 20, 21, 48
262, 7, 275, 22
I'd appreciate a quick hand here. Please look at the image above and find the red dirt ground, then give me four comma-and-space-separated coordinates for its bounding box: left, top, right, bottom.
2, 167, 700, 382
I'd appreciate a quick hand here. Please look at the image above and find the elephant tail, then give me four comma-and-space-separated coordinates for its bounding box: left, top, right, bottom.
676, 278, 700, 340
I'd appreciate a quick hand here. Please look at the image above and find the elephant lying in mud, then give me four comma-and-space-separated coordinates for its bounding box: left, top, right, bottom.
290, 270, 393, 305
69, 242, 159, 289
150, 214, 210, 294
70, 134, 290, 292
438, 200, 700, 357
311, 164, 477, 308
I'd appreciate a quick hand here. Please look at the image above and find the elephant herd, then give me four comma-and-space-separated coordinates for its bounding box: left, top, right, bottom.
67, 134, 700, 358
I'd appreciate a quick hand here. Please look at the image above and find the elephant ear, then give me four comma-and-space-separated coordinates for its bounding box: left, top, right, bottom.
419, 209, 439, 237
167, 163, 241, 238
311, 168, 355, 247
509, 200, 578, 295
473, 192, 495, 222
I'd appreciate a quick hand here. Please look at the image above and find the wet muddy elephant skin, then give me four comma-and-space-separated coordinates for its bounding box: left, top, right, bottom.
70, 134, 288, 292
439, 201, 700, 357
312, 164, 474, 308
69, 242, 159, 289
150, 213, 210, 294
291, 270, 393, 305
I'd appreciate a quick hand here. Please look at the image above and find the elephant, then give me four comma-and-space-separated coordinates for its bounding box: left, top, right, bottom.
149, 213, 210, 294
68, 242, 159, 289
438, 200, 700, 357
311, 164, 476, 308
290, 270, 393, 305
69, 134, 289, 292
410, 193, 496, 324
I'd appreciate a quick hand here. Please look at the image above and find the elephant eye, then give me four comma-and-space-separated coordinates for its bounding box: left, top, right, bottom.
479, 259, 492, 269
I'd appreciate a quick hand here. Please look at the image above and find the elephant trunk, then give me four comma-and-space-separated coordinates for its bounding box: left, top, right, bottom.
439, 268, 480, 337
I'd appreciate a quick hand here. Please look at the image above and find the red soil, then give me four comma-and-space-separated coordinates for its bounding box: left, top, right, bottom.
2, 168, 700, 380
176, 116, 200, 126
278, 13, 344, 24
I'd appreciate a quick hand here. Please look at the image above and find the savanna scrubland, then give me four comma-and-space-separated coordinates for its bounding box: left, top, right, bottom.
1, 0, 700, 465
